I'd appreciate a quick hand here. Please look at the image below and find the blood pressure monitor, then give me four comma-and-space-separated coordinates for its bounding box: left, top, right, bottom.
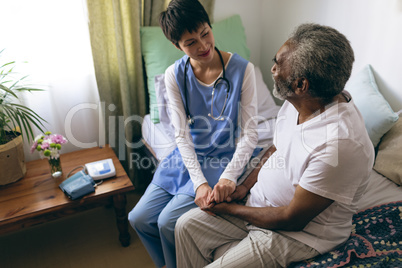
85, 158, 116, 181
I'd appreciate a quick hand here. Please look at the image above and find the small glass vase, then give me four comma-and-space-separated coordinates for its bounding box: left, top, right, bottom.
48, 157, 63, 178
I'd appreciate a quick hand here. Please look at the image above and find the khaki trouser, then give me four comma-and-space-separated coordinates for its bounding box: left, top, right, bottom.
175, 207, 319, 268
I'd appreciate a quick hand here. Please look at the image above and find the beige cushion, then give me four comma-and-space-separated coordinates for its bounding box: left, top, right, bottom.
373, 115, 402, 185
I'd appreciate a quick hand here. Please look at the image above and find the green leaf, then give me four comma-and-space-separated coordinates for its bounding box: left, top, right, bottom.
19, 109, 45, 140
16, 109, 30, 138
10, 103, 47, 123
0, 84, 18, 98
0, 49, 46, 144
14, 86, 44, 92
0, 61, 16, 70
3, 107, 19, 133
2, 103, 47, 142
8, 75, 28, 90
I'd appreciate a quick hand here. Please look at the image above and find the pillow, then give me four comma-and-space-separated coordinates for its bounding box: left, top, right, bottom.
141, 14, 250, 123
345, 64, 399, 147
154, 73, 175, 141
212, 15, 250, 61
373, 113, 402, 186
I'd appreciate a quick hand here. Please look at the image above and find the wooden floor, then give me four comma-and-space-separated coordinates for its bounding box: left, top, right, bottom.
0, 191, 154, 268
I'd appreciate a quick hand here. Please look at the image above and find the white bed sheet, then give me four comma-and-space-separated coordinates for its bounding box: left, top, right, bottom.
357, 169, 402, 211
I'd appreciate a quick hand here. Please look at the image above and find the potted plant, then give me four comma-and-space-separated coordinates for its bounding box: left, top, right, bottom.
0, 49, 46, 185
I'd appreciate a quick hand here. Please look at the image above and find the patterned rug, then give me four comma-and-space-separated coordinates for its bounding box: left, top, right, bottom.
290, 201, 402, 268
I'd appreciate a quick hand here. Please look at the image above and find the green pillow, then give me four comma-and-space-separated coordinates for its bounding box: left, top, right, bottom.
345, 65, 399, 147
141, 14, 250, 123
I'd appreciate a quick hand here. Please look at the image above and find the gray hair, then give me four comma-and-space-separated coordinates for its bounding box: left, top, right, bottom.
287, 23, 355, 100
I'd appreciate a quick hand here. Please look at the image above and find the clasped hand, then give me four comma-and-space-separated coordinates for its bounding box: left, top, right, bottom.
195, 179, 249, 215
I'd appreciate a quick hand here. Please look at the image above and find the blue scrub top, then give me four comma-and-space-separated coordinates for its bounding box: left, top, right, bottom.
152, 53, 249, 197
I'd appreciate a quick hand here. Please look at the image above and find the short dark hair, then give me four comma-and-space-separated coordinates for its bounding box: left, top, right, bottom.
287, 23, 355, 100
159, 0, 212, 48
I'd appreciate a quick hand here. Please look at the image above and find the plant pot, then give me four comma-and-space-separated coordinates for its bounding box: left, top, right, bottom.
0, 135, 26, 185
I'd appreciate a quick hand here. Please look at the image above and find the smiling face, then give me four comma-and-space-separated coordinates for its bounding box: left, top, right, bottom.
176, 23, 215, 64
271, 41, 295, 100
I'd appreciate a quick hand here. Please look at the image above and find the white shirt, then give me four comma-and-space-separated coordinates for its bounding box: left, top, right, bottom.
164, 53, 259, 192
247, 96, 375, 254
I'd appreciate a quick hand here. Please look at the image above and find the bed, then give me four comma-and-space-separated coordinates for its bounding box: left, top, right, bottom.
140, 15, 402, 267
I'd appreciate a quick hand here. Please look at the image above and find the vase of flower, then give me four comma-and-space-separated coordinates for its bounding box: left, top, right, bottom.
31, 131, 68, 178
48, 157, 63, 178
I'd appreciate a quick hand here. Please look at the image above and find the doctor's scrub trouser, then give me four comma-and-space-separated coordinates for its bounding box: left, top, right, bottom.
128, 183, 197, 268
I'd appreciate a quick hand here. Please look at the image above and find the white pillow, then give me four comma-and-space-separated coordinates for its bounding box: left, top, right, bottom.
154, 73, 175, 141
345, 65, 399, 147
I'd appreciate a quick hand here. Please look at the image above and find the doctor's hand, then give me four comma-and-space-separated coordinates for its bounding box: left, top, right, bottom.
195, 183, 213, 209
209, 179, 236, 204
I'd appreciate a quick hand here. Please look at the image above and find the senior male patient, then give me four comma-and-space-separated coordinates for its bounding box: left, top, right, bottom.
174, 23, 375, 268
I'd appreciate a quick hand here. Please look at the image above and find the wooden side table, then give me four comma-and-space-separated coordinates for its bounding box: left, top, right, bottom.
0, 145, 135, 247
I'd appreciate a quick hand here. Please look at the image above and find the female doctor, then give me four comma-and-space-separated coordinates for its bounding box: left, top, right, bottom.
128, 0, 258, 267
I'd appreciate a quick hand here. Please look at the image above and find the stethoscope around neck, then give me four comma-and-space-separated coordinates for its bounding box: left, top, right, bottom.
183, 47, 230, 125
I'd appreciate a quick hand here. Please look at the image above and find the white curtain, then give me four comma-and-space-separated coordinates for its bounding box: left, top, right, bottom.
0, 0, 104, 161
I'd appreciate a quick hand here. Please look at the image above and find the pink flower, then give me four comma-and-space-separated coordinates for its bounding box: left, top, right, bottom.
30, 132, 68, 159
51, 134, 67, 144
30, 141, 38, 153
41, 142, 50, 150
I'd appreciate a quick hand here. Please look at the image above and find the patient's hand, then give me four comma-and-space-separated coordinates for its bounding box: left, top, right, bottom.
227, 184, 249, 202
209, 179, 236, 204
195, 183, 213, 209
202, 201, 236, 215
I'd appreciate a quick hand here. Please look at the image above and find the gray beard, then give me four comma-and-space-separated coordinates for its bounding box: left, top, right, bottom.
272, 83, 286, 100
272, 76, 294, 100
